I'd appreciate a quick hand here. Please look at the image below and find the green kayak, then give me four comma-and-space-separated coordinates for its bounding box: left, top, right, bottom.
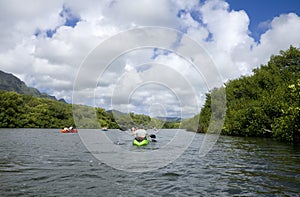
133, 138, 149, 146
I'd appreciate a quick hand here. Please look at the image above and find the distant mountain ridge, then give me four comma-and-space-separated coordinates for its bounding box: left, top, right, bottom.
0, 70, 66, 102
155, 116, 182, 122
106, 109, 182, 122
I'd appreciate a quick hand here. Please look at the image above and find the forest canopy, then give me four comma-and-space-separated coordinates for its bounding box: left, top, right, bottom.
0, 90, 178, 129
1, 46, 299, 143
195, 46, 300, 143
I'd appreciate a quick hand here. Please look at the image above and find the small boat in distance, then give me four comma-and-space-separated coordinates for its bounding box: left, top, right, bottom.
102, 127, 108, 131
61, 127, 78, 133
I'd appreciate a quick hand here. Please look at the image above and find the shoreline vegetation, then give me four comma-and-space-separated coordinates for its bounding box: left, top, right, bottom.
0, 46, 299, 143
0, 91, 179, 130
183, 46, 300, 143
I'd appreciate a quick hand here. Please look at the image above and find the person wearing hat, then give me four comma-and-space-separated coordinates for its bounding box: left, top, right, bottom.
131, 127, 148, 141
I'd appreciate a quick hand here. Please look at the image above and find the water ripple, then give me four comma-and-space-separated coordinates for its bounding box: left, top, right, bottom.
0, 129, 299, 196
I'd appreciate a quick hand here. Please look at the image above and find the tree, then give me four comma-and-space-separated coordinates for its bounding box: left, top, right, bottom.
190, 46, 300, 143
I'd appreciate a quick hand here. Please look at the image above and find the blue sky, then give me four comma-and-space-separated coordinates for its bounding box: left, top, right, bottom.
227, 0, 300, 41
0, 0, 300, 117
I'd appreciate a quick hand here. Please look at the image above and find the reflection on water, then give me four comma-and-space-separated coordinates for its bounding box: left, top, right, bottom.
0, 129, 299, 196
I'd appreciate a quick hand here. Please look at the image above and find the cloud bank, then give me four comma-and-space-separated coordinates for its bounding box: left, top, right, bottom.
0, 0, 300, 118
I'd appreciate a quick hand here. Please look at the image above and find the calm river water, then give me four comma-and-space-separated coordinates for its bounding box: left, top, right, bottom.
0, 129, 299, 196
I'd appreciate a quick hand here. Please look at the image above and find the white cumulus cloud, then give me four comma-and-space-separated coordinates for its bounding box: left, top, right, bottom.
0, 0, 299, 118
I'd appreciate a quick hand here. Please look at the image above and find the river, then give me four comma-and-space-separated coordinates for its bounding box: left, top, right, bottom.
0, 129, 299, 196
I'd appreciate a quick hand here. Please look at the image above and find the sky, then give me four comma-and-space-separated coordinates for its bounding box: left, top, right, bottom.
227, 0, 300, 41
0, 0, 300, 119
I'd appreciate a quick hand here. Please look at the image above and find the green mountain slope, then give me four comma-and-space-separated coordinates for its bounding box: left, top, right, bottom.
0, 70, 65, 102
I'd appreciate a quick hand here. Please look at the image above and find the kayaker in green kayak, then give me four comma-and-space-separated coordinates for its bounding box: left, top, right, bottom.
131, 127, 149, 146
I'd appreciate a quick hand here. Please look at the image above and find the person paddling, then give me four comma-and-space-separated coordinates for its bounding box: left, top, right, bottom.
131, 127, 148, 142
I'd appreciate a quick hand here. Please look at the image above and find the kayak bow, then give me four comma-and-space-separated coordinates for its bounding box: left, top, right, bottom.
133, 138, 149, 146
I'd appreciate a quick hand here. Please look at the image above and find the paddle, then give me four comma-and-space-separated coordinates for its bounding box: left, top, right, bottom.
149, 134, 156, 138
149, 134, 157, 142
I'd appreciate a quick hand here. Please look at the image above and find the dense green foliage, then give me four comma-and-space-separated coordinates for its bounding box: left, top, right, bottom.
1, 47, 299, 142
180, 114, 199, 132
181, 87, 226, 133
197, 46, 300, 143
0, 90, 74, 128
98, 111, 178, 130
0, 90, 179, 129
